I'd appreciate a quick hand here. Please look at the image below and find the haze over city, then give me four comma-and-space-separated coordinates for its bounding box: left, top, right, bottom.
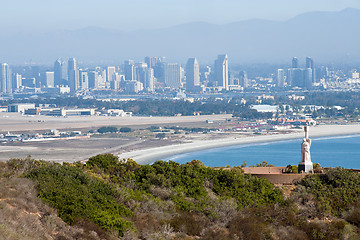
1, 1, 360, 64
2, 0, 360, 31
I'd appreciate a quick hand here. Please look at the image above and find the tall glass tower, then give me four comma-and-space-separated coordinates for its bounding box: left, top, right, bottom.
68, 58, 79, 92
186, 58, 200, 92
0, 63, 11, 93
214, 54, 229, 90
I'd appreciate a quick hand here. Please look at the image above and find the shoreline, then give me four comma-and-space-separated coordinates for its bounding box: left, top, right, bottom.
118, 124, 360, 164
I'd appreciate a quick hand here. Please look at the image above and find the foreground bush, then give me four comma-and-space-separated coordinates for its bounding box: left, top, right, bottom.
134, 160, 284, 211
297, 167, 360, 216
2, 155, 360, 239
26, 163, 134, 236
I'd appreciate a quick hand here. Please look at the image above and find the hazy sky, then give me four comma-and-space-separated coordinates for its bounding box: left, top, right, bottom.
2, 0, 360, 31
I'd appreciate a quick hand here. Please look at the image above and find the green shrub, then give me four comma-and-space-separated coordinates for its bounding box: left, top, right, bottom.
97, 126, 118, 133
298, 168, 360, 216
119, 127, 132, 133
26, 164, 134, 236
87, 154, 119, 170
134, 160, 284, 210
155, 133, 166, 139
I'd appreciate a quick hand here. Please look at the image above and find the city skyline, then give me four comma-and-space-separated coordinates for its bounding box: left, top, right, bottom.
2, 54, 360, 96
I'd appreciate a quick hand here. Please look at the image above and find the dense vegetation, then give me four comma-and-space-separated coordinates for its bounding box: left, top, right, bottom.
297, 168, 360, 216
97, 126, 118, 133
1, 155, 360, 239
26, 163, 134, 235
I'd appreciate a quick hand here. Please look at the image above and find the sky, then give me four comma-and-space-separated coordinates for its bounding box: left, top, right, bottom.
2, 0, 360, 31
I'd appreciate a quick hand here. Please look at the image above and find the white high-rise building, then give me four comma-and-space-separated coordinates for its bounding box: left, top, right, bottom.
124, 60, 135, 80
54, 58, 67, 86
306, 56, 316, 83
163, 63, 181, 89
13, 73, 22, 91
68, 58, 79, 92
214, 54, 229, 90
0, 63, 11, 93
106, 66, 116, 82
41, 72, 55, 88
186, 58, 200, 92
144, 68, 155, 92
136, 63, 154, 92
79, 70, 89, 90
276, 69, 286, 87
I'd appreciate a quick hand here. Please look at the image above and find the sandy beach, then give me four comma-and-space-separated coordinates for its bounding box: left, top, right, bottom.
118, 124, 360, 164
1, 111, 360, 164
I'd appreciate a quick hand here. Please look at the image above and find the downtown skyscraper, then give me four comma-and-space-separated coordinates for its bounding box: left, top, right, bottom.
306, 56, 316, 83
214, 54, 229, 90
185, 58, 200, 92
68, 58, 79, 92
136, 63, 155, 92
54, 58, 67, 86
163, 63, 181, 89
276, 69, 286, 88
0, 63, 11, 93
239, 70, 249, 88
288, 57, 314, 89
292, 57, 299, 68
124, 60, 135, 80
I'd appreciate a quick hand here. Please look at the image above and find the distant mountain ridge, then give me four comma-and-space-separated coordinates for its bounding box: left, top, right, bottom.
1, 8, 360, 65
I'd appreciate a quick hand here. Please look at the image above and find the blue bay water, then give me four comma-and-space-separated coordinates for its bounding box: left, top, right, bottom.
166, 135, 360, 169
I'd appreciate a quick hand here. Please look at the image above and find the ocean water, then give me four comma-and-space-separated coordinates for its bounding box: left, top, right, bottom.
166, 135, 360, 169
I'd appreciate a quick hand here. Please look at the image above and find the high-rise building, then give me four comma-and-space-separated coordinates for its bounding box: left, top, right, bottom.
136, 63, 154, 92
88, 71, 99, 89
305, 57, 313, 69
124, 80, 143, 93
106, 66, 116, 82
54, 58, 67, 86
68, 58, 79, 92
292, 57, 299, 68
304, 68, 313, 89
13, 73, 22, 91
0, 63, 11, 93
185, 58, 200, 92
306, 57, 316, 83
41, 72, 55, 88
144, 68, 155, 92
79, 70, 89, 90
276, 69, 286, 87
288, 68, 312, 89
239, 70, 249, 88
214, 54, 229, 90
201, 66, 211, 82
99, 69, 107, 88
153, 57, 166, 80
124, 60, 135, 80
144, 57, 158, 69
163, 63, 181, 89
135, 63, 147, 87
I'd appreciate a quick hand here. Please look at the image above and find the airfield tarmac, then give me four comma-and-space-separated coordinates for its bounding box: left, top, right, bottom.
0, 112, 231, 162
